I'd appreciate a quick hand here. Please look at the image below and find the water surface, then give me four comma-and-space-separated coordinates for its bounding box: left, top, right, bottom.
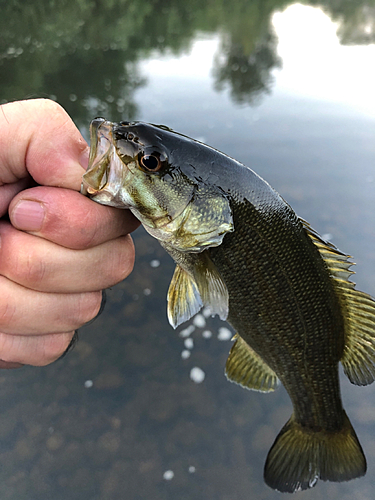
1, 1, 375, 499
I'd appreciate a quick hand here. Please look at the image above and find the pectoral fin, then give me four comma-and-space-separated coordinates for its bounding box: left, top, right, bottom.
193, 252, 229, 322
225, 334, 279, 392
167, 265, 203, 329
165, 247, 229, 329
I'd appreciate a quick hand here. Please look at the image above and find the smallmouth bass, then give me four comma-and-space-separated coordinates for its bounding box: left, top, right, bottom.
81, 118, 375, 493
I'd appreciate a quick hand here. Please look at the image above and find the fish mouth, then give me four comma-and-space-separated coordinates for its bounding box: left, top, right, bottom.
81, 118, 130, 208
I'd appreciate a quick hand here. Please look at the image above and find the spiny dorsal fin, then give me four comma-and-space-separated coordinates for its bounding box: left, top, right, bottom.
302, 219, 355, 282
225, 334, 279, 392
302, 219, 375, 386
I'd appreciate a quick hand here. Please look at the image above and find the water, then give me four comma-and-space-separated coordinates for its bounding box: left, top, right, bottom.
1, 1, 375, 499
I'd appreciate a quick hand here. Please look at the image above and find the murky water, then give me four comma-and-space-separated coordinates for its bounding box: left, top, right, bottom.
1, 1, 375, 499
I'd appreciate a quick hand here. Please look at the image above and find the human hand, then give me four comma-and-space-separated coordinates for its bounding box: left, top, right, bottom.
0, 99, 139, 368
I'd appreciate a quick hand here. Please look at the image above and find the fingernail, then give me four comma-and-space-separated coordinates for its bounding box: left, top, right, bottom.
11, 200, 45, 231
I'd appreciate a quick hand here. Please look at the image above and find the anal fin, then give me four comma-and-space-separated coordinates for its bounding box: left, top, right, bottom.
225, 334, 279, 392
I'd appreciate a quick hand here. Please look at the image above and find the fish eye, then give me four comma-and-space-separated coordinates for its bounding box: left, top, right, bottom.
139, 153, 162, 172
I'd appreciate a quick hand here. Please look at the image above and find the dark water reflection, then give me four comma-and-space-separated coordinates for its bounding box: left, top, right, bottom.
2, 1, 375, 499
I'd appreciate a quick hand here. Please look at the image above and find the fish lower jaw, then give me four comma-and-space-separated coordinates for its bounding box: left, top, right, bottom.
88, 190, 131, 209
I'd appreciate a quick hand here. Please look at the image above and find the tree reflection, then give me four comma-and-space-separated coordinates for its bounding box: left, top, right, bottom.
1, 0, 375, 124
213, 32, 281, 105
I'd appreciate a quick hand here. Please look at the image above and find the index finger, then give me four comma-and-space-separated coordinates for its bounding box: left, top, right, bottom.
0, 99, 88, 190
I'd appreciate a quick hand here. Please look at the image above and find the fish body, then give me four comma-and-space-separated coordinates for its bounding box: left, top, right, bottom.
82, 119, 375, 492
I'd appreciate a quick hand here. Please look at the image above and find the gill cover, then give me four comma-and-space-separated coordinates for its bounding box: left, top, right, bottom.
82, 119, 234, 327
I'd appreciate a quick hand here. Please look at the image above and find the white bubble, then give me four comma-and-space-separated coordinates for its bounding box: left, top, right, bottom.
143, 288, 151, 296
321, 233, 333, 242
184, 338, 194, 350
217, 327, 232, 341
181, 350, 191, 360
163, 470, 174, 480
193, 314, 206, 328
202, 306, 213, 318
84, 380, 93, 388
150, 259, 160, 268
190, 367, 205, 384
188, 466, 196, 473
179, 325, 195, 338
202, 330, 212, 339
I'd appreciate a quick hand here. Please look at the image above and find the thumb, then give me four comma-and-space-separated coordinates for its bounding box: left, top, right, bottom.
0, 99, 89, 190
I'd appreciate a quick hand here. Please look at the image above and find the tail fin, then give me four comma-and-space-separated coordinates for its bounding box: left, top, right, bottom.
264, 412, 366, 493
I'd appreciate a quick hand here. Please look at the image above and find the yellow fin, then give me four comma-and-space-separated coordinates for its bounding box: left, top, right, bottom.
339, 287, 375, 385
167, 265, 203, 329
167, 255, 229, 329
302, 219, 355, 282
165, 248, 229, 329
194, 252, 229, 323
302, 219, 375, 386
264, 412, 366, 493
225, 334, 279, 392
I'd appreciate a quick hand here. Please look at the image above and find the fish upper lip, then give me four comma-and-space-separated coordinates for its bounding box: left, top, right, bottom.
81, 119, 116, 196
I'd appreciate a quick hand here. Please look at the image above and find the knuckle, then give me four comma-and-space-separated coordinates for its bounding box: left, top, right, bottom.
38, 98, 67, 119
38, 332, 75, 366
108, 236, 135, 285
1, 235, 46, 289
0, 299, 17, 330
15, 252, 46, 288
75, 291, 103, 326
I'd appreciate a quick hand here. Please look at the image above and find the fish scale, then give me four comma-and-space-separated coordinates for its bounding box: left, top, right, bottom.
82, 118, 375, 493
209, 199, 344, 430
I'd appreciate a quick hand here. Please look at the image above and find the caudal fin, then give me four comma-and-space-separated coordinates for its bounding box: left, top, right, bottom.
264, 412, 366, 493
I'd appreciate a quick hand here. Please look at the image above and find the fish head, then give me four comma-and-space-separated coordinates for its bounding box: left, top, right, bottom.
82, 119, 233, 252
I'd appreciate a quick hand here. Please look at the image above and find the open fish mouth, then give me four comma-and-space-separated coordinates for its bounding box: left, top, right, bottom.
81, 118, 130, 208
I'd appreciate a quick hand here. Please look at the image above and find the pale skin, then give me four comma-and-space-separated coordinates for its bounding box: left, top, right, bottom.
0, 99, 139, 368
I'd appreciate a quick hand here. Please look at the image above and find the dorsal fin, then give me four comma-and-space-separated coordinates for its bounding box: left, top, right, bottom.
225, 334, 279, 392
302, 219, 375, 386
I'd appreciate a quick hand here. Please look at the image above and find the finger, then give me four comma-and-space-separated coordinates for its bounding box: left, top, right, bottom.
0, 331, 75, 366
9, 186, 140, 249
0, 275, 102, 335
0, 222, 135, 293
0, 360, 24, 369
0, 99, 88, 190
0, 178, 31, 218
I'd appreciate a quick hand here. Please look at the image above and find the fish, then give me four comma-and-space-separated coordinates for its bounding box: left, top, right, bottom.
81, 118, 375, 493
